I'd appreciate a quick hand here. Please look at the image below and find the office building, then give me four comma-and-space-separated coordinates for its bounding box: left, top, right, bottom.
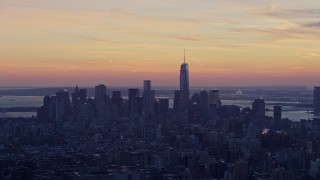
188, 103, 201, 123
79, 88, 87, 104
37, 95, 56, 121
55, 89, 71, 118
142, 80, 155, 114
112, 91, 123, 113
314, 87, 320, 115
208, 89, 221, 107
71, 86, 87, 107
72, 86, 80, 108
274, 105, 282, 121
235, 159, 248, 180
128, 88, 140, 115
173, 90, 181, 112
158, 98, 169, 115
252, 98, 265, 118
176, 51, 190, 113
131, 97, 142, 115
94, 84, 107, 104
199, 90, 209, 116
180, 53, 189, 95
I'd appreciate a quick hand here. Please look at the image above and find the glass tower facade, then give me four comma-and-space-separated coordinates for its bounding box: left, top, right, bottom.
180, 63, 189, 95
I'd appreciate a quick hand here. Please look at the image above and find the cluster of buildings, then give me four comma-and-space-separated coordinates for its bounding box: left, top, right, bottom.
1, 58, 320, 180
314, 87, 320, 115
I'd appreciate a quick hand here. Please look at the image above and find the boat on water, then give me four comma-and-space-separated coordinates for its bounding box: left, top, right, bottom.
9, 99, 15, 101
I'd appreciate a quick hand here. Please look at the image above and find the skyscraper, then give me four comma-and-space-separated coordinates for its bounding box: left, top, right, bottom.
142, 80, 155, 114
252, 98, 265, 118
37, 95, 56, 121
188, 103, 201, 123
177, 50, 190, 112
173, 90, 181, 112
158, 98, 169, 115
199, 90, 209, 116
144, 80, 152, 91
180, 52, 189, 94
208, 89, 221, 107
55, 89, 71, 119
314, 87, 320, 115
72, 86, 80, 108
94, 84, 107, 104
112, 91, 123, 114
79, 89, 87, 104
128, 88, 140, 114
274, 105, 282, 121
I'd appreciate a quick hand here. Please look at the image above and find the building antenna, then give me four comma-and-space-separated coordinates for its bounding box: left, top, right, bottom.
184, 48, 186, 63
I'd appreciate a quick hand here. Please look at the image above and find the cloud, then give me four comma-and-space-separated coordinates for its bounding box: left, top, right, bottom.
253, 7, 320, 20
303, 22, 320, 28
229, 5, 320, 41
166, 34, 205, 42
300, 53, 320, 58
68, 35, 112, 43
286, 9, 320, 16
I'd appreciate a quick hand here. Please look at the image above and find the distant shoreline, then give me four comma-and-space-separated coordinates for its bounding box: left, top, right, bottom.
0, 86, 313, 96
0, 107, 38, 112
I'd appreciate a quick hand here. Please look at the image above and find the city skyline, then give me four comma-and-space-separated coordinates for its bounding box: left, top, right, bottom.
1, 0, 320, 86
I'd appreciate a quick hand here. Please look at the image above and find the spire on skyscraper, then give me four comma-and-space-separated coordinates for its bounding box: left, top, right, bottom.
180, 50, 189, 94
184, 48, 186, 63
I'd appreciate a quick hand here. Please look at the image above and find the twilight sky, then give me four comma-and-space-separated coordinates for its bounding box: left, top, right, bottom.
0, 0, 319, 87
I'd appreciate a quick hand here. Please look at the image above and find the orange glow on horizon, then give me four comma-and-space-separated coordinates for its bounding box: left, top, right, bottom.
0, 1, 320, 86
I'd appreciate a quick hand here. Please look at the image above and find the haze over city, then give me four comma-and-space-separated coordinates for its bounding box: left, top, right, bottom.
1, 0, 320, 86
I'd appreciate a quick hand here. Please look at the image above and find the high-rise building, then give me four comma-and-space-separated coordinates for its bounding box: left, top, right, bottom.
131, 96, 142, 115
235, 159, 248, 180
199, 90, 209, 115
180, 55, 189, 94
79, 89, 87, 104
144, 80, 152, 91
72, 86, 86, 107
55, 89, 71, 119
56, 89, 71, 106
43, 95, 51, 108
274, 105, 282, 121
55, 97, 65, 119
112, 91, 123, 114
72, 86, 80, 108
158, 98, 169, 115
190, 93, 200, 104
173, 90, 189, 113
188, 103, 201, 123
209, 89, 221, 107
314, 87, 320, 115
173, 90, 181, 112
252, 98, 265, 118
142, 80, 155, 114
37, 95, 56, 121
177, 51, 190, 112
95, 84, 107, 104
128, 88, 140, 115
112, 91, 122, 104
